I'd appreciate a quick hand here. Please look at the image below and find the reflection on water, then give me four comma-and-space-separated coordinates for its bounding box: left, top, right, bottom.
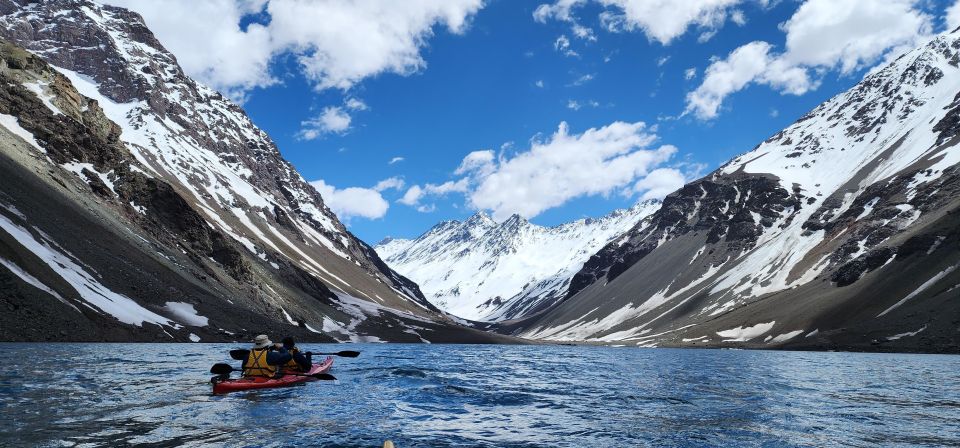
0, 343, 958, 447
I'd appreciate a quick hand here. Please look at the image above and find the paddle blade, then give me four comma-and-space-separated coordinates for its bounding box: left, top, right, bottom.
229, 349, 250, 361
210, 363, 235, 375
335, 350, 360, 358
312, 373, 337, 381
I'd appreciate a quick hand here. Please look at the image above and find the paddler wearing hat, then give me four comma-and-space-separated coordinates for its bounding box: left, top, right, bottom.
241, 334, 294, 378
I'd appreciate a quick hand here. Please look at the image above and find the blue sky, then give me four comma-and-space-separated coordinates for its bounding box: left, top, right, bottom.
113, 0, 958, 244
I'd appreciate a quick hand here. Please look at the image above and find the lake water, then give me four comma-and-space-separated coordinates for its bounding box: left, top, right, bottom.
0, 344, 958, 447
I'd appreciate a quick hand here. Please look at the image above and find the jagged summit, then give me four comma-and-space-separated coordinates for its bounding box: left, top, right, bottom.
375, 200, 662, 321
510, 30, 960, 352
0, 0, 509, 343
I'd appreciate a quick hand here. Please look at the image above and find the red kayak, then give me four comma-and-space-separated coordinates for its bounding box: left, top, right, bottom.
212, 356, 334, 394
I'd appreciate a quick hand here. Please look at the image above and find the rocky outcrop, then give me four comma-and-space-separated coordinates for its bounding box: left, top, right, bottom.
503, 30, 960, 354
0, 3, 511, 343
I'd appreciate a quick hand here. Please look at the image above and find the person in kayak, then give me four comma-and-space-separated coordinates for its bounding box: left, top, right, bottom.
280, 336, 312, 372
242, 334, 292, 378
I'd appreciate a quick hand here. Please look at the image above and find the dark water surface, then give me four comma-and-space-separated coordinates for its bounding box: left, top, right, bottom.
0, 344, 958, 447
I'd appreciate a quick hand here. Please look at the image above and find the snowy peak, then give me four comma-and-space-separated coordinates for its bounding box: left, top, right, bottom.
375, 200, 661, 321
0, 0, 505, 342
514, 30, 960, 352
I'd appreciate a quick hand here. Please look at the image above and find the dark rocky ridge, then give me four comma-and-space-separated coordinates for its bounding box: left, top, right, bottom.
0, 2, 514, 343
495, 31, 960, 354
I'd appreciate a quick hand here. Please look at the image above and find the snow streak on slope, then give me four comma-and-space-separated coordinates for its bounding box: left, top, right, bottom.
515, 30, 960, 351
376, 201, 661, 321
0, 0, 435, 317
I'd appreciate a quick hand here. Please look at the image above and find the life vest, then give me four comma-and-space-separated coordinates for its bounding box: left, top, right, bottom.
242, 348, 277, 378
282, 347, 304, 372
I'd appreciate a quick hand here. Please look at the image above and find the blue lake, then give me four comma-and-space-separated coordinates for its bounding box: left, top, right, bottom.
0, 343, 958, 447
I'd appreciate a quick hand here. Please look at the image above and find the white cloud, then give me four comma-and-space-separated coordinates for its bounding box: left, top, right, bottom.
569, 73, 595, 86
686, 0, 933, 119
388, 156, 405, 165
554, 34, 578, 57
535, 0, 744, 45
631, 168, 686, 200
310, 179, 391, 220
399, 185, 424, 206
657, 55, 670, 67
399, 121, 689, 219
103, 0, 274, 101
948, 1, 960, 31
567, 99, 599, 110
105, 0, 484, 98
535, 79, 546, 88
684, 67, 697, 80
730, 9, 747, 26
398, 179, 470, 208
572, 24, 597, 41
465, 121, 677, 220
373, 176, 405, 191
298, 106, 352, 139
345, 98, 368, 111
454, 150, 496, 176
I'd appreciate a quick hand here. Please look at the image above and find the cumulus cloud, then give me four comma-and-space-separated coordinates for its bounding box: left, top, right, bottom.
105, 0, 484, 99
684, 67, 697, 80
454, 150, 496, 176
534, 0, 744, 45
631, 168, 686, 200
400, 121, 693, 219
948, 1, 960, 30
310, 179, 391, 220
298, 106, 352, 139
398, 179, 470, 208
373, 177, 405, 192
686, 0, 933, 119
104, 0, 274, 101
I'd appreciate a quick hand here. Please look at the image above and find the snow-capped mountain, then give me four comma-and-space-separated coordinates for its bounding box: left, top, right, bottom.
0, 0, 509, 343
376, 200, 661, 321
504, 30, 960, 353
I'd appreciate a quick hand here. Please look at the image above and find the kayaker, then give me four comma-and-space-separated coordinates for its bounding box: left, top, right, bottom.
280, 336, 312, 372
242, 334, 292, 378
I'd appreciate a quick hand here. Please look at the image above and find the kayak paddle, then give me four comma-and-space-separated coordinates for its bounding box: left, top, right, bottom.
229, 349, 360, 360
209, 363, 337, 380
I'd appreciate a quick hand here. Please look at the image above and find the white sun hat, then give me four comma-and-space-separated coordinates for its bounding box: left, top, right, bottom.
253, 334, 272, 348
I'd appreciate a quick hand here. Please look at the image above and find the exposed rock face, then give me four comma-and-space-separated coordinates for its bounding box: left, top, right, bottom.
0, 1, 511, 343
502, 31, 960, 353
375, 201, 660, 321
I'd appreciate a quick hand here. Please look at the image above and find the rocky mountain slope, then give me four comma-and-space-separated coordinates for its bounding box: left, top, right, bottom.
376, 201, 660, 321
500, 31, 960, 353
0, 0, 510, 343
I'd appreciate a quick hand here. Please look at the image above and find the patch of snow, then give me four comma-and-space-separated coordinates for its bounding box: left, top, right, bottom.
877, 265, 957, 317
163, 302, 208, 327
886, 325, 927, 341
716, 321, 775, 342
0, 256, 80, 312
0, 213, 172, 327
23, 80, 64, 115
769, 330, 804, 343
0, 113, 45, 152
189, 333, 200, 342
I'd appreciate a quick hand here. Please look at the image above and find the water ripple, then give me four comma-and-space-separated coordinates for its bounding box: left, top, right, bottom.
0, 343, 958, 447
